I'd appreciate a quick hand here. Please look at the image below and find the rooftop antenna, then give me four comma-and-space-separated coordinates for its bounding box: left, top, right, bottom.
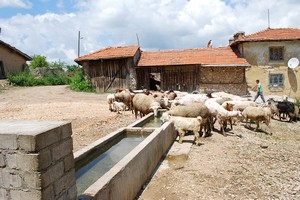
136, 33, 140, 47
267, 9, 270, 29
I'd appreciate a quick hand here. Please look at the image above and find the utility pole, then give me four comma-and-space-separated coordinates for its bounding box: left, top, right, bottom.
78, 31, 81, 58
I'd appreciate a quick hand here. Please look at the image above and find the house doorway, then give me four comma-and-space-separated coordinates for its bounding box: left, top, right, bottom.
0, 61, 5, 79
149, 73, 161, 91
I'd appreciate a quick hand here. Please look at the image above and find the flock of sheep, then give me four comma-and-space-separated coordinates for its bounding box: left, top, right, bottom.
107, 88, 299, 145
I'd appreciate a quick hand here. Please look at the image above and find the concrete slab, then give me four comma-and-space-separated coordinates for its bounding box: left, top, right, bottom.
166, 135, 194, 162
0, 120, 69, 135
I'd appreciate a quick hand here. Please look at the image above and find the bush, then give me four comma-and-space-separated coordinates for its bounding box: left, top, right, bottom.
30, 55, 49, 69
7, 71, 71, 86
70, 68, 94, 92
41, 74, 71, 85
7, 71, 40, 86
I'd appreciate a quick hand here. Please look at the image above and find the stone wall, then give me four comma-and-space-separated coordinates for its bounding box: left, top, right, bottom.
0, 120, 76, 200
199, 66, 248, 95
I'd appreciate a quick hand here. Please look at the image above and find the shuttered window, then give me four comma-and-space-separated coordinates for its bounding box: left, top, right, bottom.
269, 47, 284, 61
269, 73, 284, 87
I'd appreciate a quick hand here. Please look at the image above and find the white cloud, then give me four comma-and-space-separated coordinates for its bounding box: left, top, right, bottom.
1, 0, 300, 64
0, 0, 31, 8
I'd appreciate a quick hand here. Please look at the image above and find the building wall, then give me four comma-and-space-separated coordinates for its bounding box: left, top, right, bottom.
199, 66, 248, 95
246, 65, 300, 99
83, 58, 136, 92
238, 41, 300, 99
0, 44, 27, 77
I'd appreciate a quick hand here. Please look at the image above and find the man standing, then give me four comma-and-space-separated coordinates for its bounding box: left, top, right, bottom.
253, 79, 265, 103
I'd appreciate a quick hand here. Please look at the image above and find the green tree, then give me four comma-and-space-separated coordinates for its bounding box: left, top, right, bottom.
30, 55, 49, 69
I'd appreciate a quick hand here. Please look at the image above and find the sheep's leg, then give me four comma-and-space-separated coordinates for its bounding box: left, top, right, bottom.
218, 118, 226, 136
193, 131, 200, 146
255, 120, 260, 131
178, 130, 185, 144
246, 118, 250, 128
134, 108, 139, 119
229, 118, 233, 130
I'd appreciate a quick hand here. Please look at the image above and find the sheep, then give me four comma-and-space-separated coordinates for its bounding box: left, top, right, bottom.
132, 93, 161, 118
221, 100, 258, 112
212, 91, 250, 101
114, 90, 133, 113
241, 105, 272, 133
113, 101, 126, 114
177, 93, 210, 105
166, 102, 212, 137
107, 94, 115, 111
115, 88, 125, 93
152, 92, 169, 109
205, 98, 242, 135
267, 98, 295, 121
160, 113, 203, 145
165, 90, 177, 100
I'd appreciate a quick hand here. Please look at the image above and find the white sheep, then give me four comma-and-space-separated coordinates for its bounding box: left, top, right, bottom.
221, 100, 258, 112
178, 93, 209, 105
242, 105, 272, 133
160, 113, 203, 145
114, 90, 133, 113
166, 102, 212, 137
113, 101, 126, 114
212, 91, 250, 101
205, 98, 242, 135
107, 94, 115, 111
132, 93, 161, 118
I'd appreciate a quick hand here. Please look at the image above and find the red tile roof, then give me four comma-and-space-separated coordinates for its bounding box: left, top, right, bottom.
233, 28, 300, 43
75, 45, 139, 61
137, 46, 249, 67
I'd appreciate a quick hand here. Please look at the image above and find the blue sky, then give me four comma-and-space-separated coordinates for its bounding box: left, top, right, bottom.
0, 0, 76, 18
1, 0, 300, 65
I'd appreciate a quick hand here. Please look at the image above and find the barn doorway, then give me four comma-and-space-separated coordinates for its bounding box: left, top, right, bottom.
149, 73, 161, 91
0, 61, 5, 79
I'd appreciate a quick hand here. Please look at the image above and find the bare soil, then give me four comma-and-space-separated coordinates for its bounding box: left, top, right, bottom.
0, 84, 299, 200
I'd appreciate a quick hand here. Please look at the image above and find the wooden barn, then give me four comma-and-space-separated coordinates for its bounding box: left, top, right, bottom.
137, 47, 250, 95
75, 45, 250, 95
75, 46, 141, 92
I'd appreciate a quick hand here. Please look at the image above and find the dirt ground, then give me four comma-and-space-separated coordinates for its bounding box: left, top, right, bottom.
0, 84, 299, 200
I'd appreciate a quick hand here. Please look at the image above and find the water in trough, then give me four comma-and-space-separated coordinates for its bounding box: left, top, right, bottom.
76, 134, 147, 195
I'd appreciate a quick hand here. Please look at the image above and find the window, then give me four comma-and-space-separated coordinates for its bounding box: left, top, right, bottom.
269, 47, 284, 61
269, 74, 284, 87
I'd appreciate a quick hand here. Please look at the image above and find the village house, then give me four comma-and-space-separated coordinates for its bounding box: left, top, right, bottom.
75, 45, 249, 95
0, 40, 32, 79
230, 28, 300, 99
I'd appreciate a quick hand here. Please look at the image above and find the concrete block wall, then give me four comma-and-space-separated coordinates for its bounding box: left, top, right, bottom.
0, 120, 76, 200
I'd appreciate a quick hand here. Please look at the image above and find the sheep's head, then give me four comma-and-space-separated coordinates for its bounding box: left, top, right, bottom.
225, 103, 234, 111
160, 112, 170, 124
151, 105, 161, 117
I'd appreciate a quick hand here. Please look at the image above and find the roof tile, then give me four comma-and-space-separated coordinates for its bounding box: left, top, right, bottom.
234, 28, 300, 43
75, 45, 139, 61
137, 46, 248, 67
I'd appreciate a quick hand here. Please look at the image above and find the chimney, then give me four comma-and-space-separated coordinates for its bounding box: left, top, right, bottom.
233, 31, 245, 41
229, 37, 234, 45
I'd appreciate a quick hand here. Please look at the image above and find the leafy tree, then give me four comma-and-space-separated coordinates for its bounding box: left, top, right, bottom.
30, 55, 49, 69
49, 60, 66, 70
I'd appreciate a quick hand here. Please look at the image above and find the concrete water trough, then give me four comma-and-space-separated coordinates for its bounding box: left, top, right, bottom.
74, 113, 176, 200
